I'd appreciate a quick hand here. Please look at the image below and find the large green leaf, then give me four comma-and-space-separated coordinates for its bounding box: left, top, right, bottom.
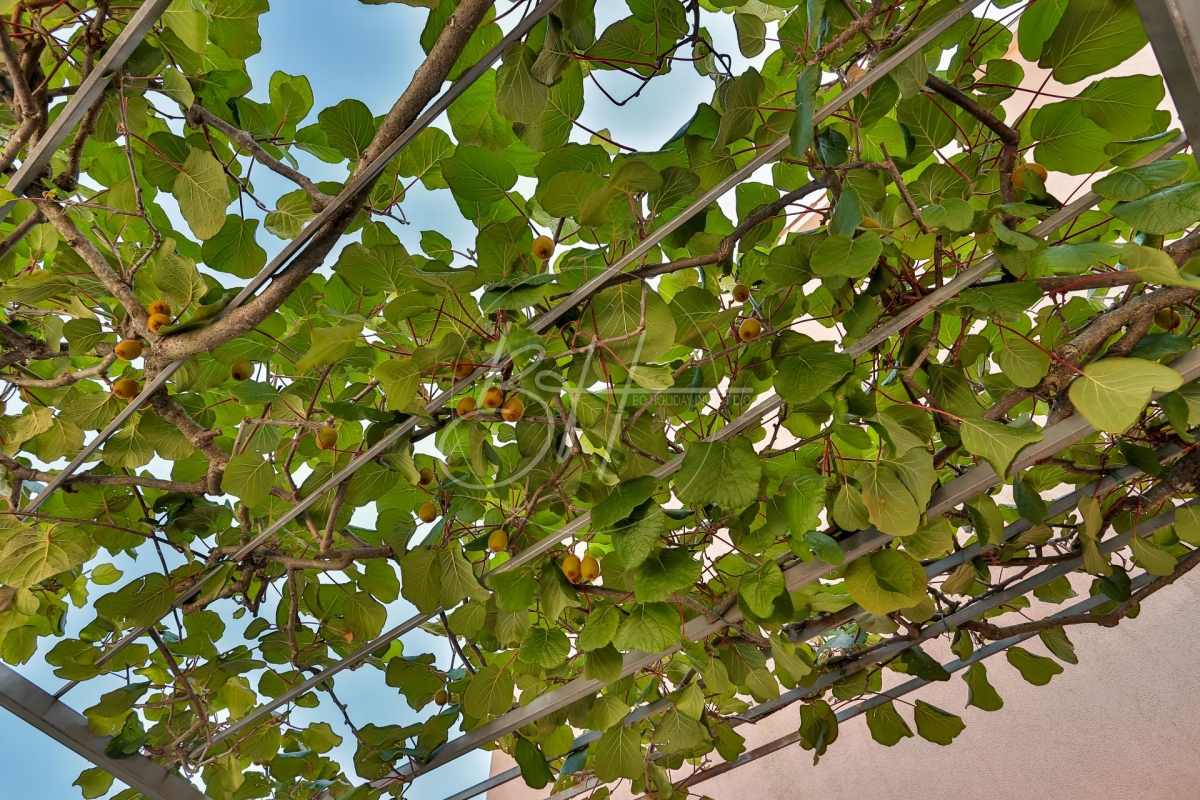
844, 549, 928, 614
174, 148, 230, 240
1068, 358, 1183, 432
1039, 0, 1148, 84
674, 438, 762, 509
960, 418, 1044, 477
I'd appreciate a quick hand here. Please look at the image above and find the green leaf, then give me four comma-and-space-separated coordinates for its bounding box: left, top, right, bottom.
856, 463, 921, 537
773, 342, 853, 404
1079, 75, 1164, 137
1040, 627, 1079, 664
209, 0, 269, 59
160, 66, 194, 108
810, 233, 883, 279
594, 725, 642, 782
0, 526, 88, 590
1112, 182, 1200, 234
610, 501, 665, 571
613, 603, 679, 652
584, 643, 624, 683
675, 438, 762, 509
790, 65, 819, 158
797, 699, 839, 760
342, 591, 386, 641
1093, 160, 1190, 202
715, 69, 764, 150
996, 335, 1050, 388
220, 453, 275, 507
73, 767, 114, 800
400, 547, 442, 614
578, 605, 621, 652
1130, 533, 1177, 576
375, 360, 420, 411
318, 99, 377, 161
442, 145, 518, 204
844, 549, 928, 614
173, 148, 229, 240
462, 665, 514, 718
1175, 505, 1200, 545
496, 47, 548, 124
963, 661, 1004, 711
913, 700, 965, 745
733, 12, 766, 57
513, 738, 554, 789
202, 216, 268, 279
1018, 0, 1067, 61
960, 418, 1044, 477
633, 548, 701, 603
955, 283, 1041, 316
295, 325, 362, 373
1068, 357, 1183, 432
265, 189, 316, 239
866, 700, 914, 746
519, 626, 571, 669
164, 0, 209, 51
1039, 0, 1148, 84
1006, 646, 1064, 686
739, 560, 785, 617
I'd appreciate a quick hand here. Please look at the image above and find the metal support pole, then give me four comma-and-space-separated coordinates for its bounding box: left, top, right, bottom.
0, 664, 210, 800
1134, 0, 1200, 169
0, 0, 175, 224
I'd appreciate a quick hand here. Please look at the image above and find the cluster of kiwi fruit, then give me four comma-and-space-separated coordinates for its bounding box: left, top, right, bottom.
561, 552, 600, 583
731, 283, 762, 342
111, 301, 259, 400
455, 385, 524, 422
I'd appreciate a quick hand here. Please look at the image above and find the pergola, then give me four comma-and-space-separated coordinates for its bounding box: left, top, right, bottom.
1, 1, 1199, 798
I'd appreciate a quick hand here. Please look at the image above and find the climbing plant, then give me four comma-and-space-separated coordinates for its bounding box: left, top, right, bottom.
0, 0, 1198, 798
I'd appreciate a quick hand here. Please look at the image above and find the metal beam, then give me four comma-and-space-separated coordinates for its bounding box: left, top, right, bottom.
0, 664, 210, 800
1134, 0, 1200, 169
0, 0, 175, 225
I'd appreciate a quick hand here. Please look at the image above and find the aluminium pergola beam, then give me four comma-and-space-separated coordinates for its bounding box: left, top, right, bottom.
0, 664, 210, 800
188, 0, 995, 757
1133, 0, 1200, 170
0, 0, 175, 225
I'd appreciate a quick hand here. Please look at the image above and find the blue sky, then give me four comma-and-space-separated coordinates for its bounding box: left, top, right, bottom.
0, 2, 747, 798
